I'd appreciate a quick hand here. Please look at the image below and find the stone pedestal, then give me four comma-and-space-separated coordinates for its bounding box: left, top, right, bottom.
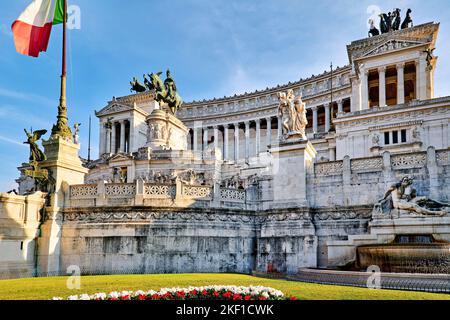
270, 139, 316, 208
37, 137, 88, 275
144, 109, 188, 151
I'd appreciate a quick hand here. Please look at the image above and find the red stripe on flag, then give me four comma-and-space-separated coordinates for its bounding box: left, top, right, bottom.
11, 20, 53, 57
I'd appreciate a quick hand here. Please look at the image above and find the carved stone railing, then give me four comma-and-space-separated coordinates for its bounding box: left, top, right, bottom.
105, 183, 136, 206
313, 149, 449, 180
351, 157, 383, 172
314, 161, 343, 176
220, 188, 246, 203
391, 152, 427, 169
143, 183, 176, 199
181, 185, 213, 200
436, 150, 449, 166
70, 184, 97, 198
105, 183, 136, 197
69, 184, 98, 207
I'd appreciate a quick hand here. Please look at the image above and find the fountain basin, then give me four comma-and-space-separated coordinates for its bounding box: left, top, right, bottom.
356, 235, 450, 274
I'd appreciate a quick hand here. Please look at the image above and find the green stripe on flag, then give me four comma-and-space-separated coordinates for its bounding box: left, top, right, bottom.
53, 0, 65, 25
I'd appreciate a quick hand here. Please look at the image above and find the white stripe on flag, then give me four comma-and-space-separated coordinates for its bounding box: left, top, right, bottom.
15, 0, 57, 27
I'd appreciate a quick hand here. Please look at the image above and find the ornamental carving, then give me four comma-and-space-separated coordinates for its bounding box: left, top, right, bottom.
105, 183, 136, 197
351, 157, 383, 172
312, 209, 372, 221
314, 161, 344, 176
363, 40, 422, 58
182, 185, 212, 199
144, 184, 176, 198
63, 210, 257, 224
436, 150, 449, 166
220, 189, 246, 203
391, 153, 426, 169
70, 184, 98, 198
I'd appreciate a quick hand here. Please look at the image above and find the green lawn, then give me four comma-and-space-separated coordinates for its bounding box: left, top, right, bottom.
0, 273, 448, 300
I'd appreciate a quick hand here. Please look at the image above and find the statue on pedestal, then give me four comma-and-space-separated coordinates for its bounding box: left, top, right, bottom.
374, 176, 449, 217
23, 129, 55, 193
148, 70, 183, 115
73, 123, 80, 144
277, 89, 308, 141
24, 129, 47, 164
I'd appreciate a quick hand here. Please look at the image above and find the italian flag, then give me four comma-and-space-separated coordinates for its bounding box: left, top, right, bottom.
11, 0, 65, 57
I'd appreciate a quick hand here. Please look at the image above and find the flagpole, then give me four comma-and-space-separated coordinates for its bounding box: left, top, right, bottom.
51, 0, 72, 140
88, 114, 92, 161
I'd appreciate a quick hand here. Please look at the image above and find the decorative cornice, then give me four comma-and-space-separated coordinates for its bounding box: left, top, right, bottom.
368, 120, 423, 131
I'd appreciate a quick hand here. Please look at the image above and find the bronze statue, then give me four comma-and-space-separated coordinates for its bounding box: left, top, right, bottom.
24, 129, 47, 164
368, 19, 380, 37
423, 48, 435, 69
143, 74, 155, 91
130, 77, 146, 93
379, 13, 389, 33
401, 9, 413, 29
392, 8, 401, 30
149, 70, 183, 114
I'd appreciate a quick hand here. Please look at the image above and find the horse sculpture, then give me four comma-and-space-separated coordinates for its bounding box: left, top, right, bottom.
401, 9, 413, 29
392, 8, 401, 30
149, 71, 183, 115
379, 13, 389, 33
130, 77, 146, 93
368, 19, 380, 37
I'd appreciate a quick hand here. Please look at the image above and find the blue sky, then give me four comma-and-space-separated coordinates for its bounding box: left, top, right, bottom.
0, 0, 449, 191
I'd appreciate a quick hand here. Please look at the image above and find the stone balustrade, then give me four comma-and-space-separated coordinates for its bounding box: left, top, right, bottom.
68, 180, 245, 209
308, 147, 449, 207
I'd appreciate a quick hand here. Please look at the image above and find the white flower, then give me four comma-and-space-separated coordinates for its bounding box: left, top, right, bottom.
56, 285, 286, 300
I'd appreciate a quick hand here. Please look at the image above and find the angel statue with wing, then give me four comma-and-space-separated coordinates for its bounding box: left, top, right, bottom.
24, 129, 47, 164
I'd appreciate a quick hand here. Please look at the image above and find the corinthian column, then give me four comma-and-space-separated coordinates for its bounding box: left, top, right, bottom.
397, 63, 405, 104
234, 123, 240, 161
224, 124, 229, 160
203, 127, 209, 151
213, 126, 219, 151
120, 120, 125, 153
265, 117, 272, 149
111, 122, 116, 153
255, 119, 261, 156
193, 127, 198, 151
105, 126, 111, 154
378, 66, 386, 107
312, 106, 318, 134
324, 103, 331, 132
244, 121, 250, 159
361, 69, 369, 110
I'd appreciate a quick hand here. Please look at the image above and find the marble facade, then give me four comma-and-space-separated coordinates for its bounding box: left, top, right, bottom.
2, 21, 449, 277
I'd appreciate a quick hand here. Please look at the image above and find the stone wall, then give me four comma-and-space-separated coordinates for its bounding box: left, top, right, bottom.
57, 205, 374, 276
60, 207, 258, 275
0, 192, 46, 278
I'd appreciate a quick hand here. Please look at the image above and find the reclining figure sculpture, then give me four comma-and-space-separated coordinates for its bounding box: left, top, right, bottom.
374, 176, 449, 217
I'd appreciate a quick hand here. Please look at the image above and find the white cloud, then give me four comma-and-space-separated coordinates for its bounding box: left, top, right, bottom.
0, 135, 25, 147
0, 86, 55, 107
